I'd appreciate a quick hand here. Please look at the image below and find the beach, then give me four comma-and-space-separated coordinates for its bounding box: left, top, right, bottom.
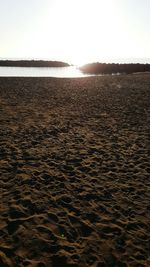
0, 74, 150, 267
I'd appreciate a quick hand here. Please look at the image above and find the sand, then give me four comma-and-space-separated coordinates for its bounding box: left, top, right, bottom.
0, 75, 150, 267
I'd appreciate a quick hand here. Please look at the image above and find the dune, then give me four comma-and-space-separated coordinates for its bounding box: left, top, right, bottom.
0, 74, 150, 267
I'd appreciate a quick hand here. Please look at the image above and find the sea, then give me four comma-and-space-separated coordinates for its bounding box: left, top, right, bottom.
0, 66, 95, 78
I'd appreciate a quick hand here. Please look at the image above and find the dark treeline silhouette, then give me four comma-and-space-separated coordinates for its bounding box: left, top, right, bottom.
0, 60, 69, 67
80, 63, 150, 74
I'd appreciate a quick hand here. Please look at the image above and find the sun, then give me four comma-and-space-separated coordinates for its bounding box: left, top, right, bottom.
56, 0, 120, 65
37, 0, 124, 65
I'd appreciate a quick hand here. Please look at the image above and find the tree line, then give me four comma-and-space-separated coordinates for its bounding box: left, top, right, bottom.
0, 60, 69, 67
80, 63, 150, 74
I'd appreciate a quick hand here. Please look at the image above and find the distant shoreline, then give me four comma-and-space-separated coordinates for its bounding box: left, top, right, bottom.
80, 62, 150, 74
0, 60, 70, 67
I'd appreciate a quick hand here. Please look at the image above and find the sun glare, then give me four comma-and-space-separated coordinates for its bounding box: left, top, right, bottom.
1, 0, 150, 63
42, 0, 121, 65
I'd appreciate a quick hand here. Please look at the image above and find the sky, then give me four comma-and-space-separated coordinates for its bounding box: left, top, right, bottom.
0, 0, 150, 65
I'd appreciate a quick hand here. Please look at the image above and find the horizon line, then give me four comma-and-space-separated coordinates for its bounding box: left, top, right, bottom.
0, 57, 150, 66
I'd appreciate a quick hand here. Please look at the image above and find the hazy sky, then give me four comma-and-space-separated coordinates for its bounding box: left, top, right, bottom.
0, 0, 150, 65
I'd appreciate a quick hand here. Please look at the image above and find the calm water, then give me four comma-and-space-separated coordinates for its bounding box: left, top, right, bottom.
0, 66, 96, 78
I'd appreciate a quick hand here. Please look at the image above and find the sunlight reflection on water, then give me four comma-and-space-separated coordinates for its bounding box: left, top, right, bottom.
0, 66, 98, 78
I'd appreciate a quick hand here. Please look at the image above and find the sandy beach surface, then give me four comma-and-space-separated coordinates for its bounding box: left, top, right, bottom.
0, 75, 150, 267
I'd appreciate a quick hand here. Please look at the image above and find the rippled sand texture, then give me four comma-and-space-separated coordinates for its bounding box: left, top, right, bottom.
0, 75, 150, 267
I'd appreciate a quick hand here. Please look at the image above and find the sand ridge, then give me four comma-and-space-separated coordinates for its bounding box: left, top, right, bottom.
0, 75, 150, 266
